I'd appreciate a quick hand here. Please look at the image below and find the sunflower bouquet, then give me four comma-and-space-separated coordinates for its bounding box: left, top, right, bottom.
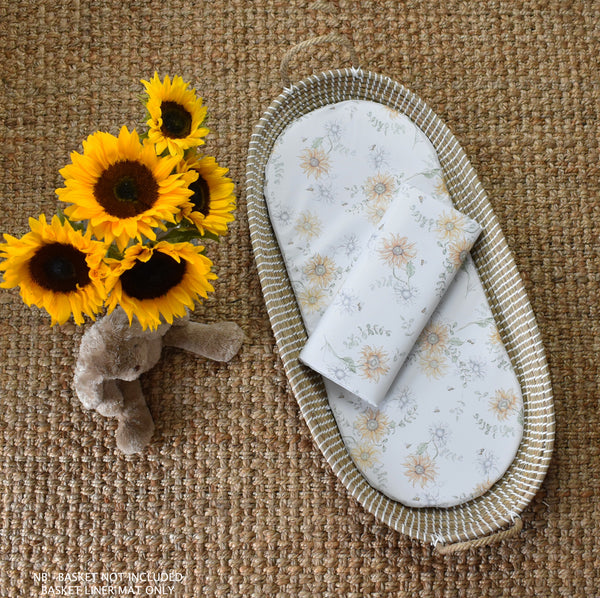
0, 74, 236, 331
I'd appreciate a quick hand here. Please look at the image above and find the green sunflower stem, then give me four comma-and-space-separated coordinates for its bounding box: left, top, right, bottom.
153, 223, 220, 245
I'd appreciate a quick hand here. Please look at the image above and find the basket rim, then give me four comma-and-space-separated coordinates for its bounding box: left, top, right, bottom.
246, 67, 555, 545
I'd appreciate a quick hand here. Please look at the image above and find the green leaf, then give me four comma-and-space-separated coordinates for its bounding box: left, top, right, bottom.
159, 229, 204, 244
475, 318, 494, 327
416, 442, 428, 455
105, 244, 123, 260
341, 356, 357, 374
55, 206, 66, 224
200, 230, 222, 243
420, 169, 440, 179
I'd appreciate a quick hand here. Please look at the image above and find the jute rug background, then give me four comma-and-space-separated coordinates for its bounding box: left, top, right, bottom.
0, 1, 598, 596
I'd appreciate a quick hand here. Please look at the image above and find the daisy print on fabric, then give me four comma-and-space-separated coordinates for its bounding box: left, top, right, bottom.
294, 211, 322, 240
270, 202, 294, 228
355, 408, 393, 443
418, 352, 449, 380
364, 172, 396, 206
378, 234, 417, 269
296, 285, 327, 314
350, 443, 382, 470
477, 449, 499, 477
489, 389, 520, 421
359, 345, 390, 383
324, 120, 344, 142
429, 422, 451, 449
303, 254, 337, 288
435, 210, 470, 242
332, 288, 360, 315
299, 148, 330, 179
403, 453, 438, 488
366, 202, 388, 225
339, 233, 360, 258
392, 280, 419, 305
327, 364, 351, 385
309, 181, 336, 204
368, 145, 390, 170
418, 321, 450, 356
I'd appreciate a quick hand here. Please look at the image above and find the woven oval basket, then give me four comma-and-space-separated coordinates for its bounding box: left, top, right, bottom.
246, 66, 555, 547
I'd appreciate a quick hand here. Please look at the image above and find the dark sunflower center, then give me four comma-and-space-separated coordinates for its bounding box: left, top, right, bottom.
94, 160, 159, 218
114, 176, 138, 203
120, 252, 186, 300
160, 101, 192, 139
189, 173, 211, 216
28, 243, 90, 293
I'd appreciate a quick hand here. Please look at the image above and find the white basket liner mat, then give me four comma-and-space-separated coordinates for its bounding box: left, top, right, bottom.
263, 99, 523, 508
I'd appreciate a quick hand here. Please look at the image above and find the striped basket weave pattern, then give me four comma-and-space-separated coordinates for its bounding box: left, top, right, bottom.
246, 68, 555, 545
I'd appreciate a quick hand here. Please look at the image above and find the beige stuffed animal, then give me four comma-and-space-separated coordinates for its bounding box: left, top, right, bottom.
73, 307, 244, 454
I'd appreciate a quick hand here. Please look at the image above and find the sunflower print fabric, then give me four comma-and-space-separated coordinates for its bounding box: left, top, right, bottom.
300, 186, 482, 406
264, 100, 524, 508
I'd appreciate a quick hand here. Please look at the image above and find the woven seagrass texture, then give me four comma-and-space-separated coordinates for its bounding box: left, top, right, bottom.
0, 1, 597, 596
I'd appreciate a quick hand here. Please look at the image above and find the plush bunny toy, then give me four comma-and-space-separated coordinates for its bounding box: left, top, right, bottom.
73, 307, 244, 454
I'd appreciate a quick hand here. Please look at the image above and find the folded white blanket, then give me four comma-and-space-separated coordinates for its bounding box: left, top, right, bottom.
300, 186, 482, 406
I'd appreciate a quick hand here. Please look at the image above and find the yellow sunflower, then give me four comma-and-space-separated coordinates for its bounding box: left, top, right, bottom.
177, 154, 235, 237
489, 389, 519, 421
56, 126, 193, 251
105, 241, 216, 330
403, 453, 438, 488
434, 177, 450, 198
297, 285, 326, 313
0, 214, 108, 325
435, 211, 468, 242
294, 211, 322, 239
355, 408, 392, 443
489, 327, 503, 347
378, 234, 417, 269
350, 444, 381, 469
359, 346, 390, 383
303, 254, 336, 288
448, 238, 472, 267
419, 321, 450, 355
299, 148, 330, 179
364, 172, 396, 205
418, 353, 448, 380
142, 73, 209, 157
365, 201, 387, 225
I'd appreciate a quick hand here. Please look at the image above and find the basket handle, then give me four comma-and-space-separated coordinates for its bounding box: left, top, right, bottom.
434, 516, 523, 555
280, 33, 359, 87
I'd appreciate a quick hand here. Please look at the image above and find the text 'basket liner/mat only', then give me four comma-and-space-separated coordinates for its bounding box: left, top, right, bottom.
246, 66, 554, 547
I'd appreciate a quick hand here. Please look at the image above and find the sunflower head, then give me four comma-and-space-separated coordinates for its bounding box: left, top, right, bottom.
0, 214, 108, 325
177, 154, 236, 237
56, 126, 193, 251
142, 73, 209, 157
105, 241, 217, 330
